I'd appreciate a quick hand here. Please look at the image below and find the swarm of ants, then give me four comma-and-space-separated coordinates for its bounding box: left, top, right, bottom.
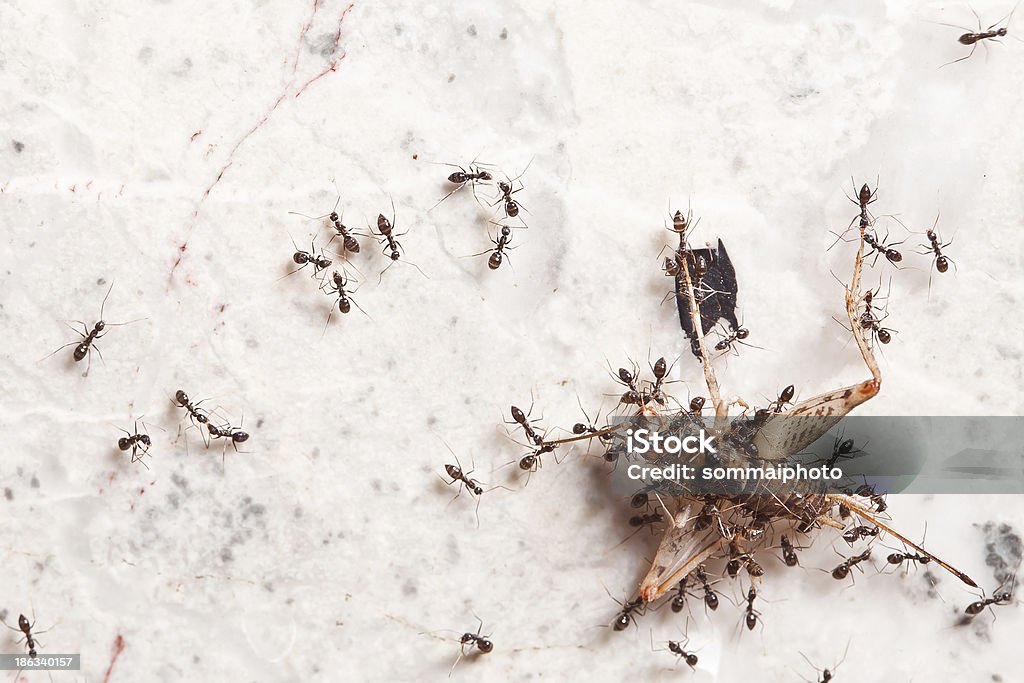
432, 177, 1018, 677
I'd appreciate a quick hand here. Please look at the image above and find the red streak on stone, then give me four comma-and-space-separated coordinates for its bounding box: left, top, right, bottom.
102, 634, 125, 683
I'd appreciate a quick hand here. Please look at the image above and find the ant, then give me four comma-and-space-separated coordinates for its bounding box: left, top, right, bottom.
863, 229, 905, 267
647, 356, 673, 406
492, 163, 531, 220
669, 576, 690, 613
857, 303, 896, 347
173, 389, 211, 430
467, 222, 516, 270
319, 270, 366, 330
611, 595, 647, 631
842, 525, 880, 545
964, 584, 1014, 617
768, 384, 795, 413
742, 586, 762, 631
850, 180, 877, 229
432, 160, 495, 208
629, 512, 664, 529
612, 363, 644, 407
449, 617, 493, 677
694, 565, 720, 611
41, 282, 141, 376
651, 628, 699, 670
780, 535, 801, 567
373, 199, 427, 282
714, 325, 754, 354
831, 548, 873, 582
518, 442, 556, 473
826, 434, 861, 468
288, 187, 363, 254
118, 419, 154, 469
207, 418, 250, 467
887, 550, 931, 568
689, 396, 706, 415
3, 613, 41, 657
854, 483, 888, 513
509, 402, 545, 446
439, 443, 508, 525
283, 237, 333, 281
939, 2, 1021, 67
916, 216, 956, 292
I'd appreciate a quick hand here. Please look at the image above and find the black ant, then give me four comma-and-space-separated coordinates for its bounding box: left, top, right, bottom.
714, 325, 754, 354
645, 356, 675, 406
431, 160, 495, 208
207, 418, 250, 467
964, 584, 1014, 617
449, 617, 493, 677
467, 223, 516, 270
282, 237, 333, 281
669, 576, 690, 613
629, 512, 664, 529
831, 548, 873, 582
826, 434, 860, 468
492, 164, 530, 220
887, 550, 931, 567
509, 402, 545, 446
41, 282, 141, 376
651, 628, 699, 670
850, 180, 877, 229
373, 199, 426, 282
916, 216, 956, 291
610, 595, 647, 631
518, 442, 556, 473
613, 364, 644, 407
3, 613, 41, 658
173, 389, 211, 430
439, 443, 508, 525
694, 565, 720, 611
319, 270, 366, 330
842, 525, 880, 544
863, 229, 905, 267
854, 483, 888, 513
858, 304, 896, 347
288, 188, 362, 254
780, 535, 801, 567
768, 384, 795, 413
939, 2, 1021, 67
118, 419, 154, 469
742, 586, 761, 631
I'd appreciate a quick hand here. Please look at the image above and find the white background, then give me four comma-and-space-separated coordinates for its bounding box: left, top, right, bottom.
1, 0, 1023, 681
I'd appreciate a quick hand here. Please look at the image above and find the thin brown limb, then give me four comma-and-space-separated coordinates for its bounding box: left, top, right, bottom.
846, 225, 882, 386
677, 246, 725, 420
826, 493, 977, 587
545, 424, 621, 446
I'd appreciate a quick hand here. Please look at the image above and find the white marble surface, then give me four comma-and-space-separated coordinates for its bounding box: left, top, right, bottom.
2, 0, 1024, 681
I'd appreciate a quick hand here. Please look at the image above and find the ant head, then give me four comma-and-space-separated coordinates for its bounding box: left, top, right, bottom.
140, 434, 152, 446
498, 181, 511, 193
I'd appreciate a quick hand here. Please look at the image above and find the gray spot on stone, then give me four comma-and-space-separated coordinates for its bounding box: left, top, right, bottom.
12, 140, 24, 153
467, 24, 477, 36
30, 476, 39, 488
3, 488, 12, 500
500, 28, 508, 39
